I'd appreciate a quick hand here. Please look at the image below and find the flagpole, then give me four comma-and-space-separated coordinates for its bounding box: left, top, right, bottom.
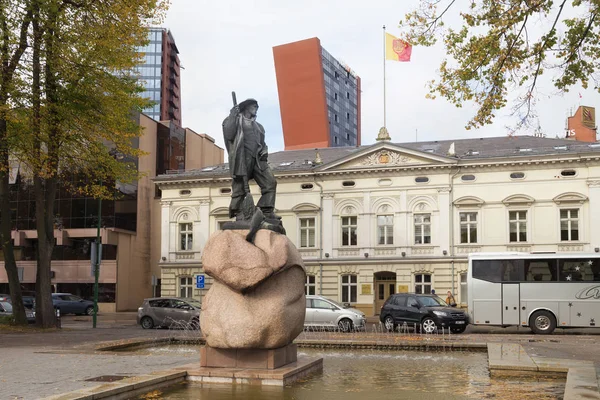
383, 25, 387, 129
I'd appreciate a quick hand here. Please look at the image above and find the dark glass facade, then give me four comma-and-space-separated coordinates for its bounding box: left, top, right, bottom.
321, 47, 359, 147
157, 120, 186, 175
8, 174, 137, 232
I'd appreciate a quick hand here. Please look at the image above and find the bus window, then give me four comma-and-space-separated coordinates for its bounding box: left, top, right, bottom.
559, 258, 600, 282
501, 260, 524, 282
473, 260, 503, 282
524, 259, 558, 282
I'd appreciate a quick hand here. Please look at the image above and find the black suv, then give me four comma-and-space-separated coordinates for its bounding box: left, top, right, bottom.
379, 293, 469, 334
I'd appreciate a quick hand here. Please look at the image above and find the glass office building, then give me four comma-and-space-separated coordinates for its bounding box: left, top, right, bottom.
136, 28, 182, 126
322, 47, 359, 147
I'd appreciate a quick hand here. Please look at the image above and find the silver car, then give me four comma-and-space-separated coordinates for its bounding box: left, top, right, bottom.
305, 295, 366, 332
0, 301, 35, 323
137, 297, 201, 329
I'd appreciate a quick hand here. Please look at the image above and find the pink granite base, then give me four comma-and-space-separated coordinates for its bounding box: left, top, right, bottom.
188, 354, 323, 386
200, 344, 298, 370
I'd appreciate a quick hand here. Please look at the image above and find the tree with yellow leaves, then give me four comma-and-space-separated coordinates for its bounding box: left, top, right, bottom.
12, 0, 169, 327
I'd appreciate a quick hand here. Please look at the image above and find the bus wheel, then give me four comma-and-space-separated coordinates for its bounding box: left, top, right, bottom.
529, 310, 556, 335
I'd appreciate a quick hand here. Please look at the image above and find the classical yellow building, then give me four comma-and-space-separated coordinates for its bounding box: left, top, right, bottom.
154, 136, 600, 316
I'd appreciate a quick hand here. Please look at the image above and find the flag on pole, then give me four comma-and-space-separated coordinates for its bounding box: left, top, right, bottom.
385, 32, 412, 62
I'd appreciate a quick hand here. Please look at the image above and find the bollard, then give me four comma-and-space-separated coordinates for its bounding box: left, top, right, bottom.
55, 307, 61, 329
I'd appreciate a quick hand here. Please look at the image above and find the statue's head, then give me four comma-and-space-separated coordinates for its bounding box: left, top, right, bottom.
239, 98, 259, 117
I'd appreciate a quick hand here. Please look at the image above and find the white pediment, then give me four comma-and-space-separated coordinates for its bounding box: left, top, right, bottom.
318, 143, 455, 172
502, 194, 535, 206
291, 203, 320, 212
553, 192, 587, 205
454, 196, 485, 208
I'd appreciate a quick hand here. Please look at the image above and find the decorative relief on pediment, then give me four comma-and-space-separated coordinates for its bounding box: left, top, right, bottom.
361, 150, 418, 166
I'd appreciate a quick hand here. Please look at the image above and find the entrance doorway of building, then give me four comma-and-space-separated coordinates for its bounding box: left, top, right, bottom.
374, 271, 397, 314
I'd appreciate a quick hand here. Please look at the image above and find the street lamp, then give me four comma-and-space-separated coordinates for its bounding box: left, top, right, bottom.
93, 149, 123, 329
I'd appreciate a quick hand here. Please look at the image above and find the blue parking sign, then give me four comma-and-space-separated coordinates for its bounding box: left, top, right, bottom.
196, 275, 205, 289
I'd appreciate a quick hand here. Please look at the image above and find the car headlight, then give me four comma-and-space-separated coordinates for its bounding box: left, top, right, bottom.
432, 311, 448, 317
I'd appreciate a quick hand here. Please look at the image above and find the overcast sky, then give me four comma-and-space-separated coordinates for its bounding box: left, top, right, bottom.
163, 0, 600, 152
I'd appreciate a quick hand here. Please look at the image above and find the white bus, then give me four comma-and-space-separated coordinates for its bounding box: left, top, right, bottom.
468, 252, 600, 334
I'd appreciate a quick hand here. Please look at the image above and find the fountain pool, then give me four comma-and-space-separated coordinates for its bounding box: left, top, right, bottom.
130, 348, 564, 400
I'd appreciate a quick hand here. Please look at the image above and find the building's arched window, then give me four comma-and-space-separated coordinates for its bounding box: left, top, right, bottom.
415, 274, 431, 294
341, 274, 357, 303
340, 205, 358, 247
305, 275, 316, 295
414, 214, 431, 244
179, 222, 193, 250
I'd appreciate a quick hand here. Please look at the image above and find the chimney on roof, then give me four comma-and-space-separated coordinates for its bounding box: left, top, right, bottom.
447, 142, 456, 157
314, 149, 323, 164
566, 105, 597, 142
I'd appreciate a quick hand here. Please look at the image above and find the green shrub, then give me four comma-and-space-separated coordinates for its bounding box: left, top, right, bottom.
0, 315, 15, 325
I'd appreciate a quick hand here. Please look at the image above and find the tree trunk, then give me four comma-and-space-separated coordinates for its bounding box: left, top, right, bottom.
0, 2, 30, 326
34, 177, 56, 328
0, 117, 27, 326
32, 0, 55, 328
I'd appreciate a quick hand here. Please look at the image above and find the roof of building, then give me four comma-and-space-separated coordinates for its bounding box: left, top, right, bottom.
154, 135, 600, 182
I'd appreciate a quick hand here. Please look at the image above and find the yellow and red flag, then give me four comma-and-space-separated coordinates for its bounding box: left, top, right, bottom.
385, 32, 412, 62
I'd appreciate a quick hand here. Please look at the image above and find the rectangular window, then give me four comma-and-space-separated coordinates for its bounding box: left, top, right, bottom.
346, 92, 350, 99
459, 212, 478, 244
509, 210, 527, 242
414, 214, 431, 244
415, 274, 431, 294
305, 275, 316, 295
299, 217, 316, 248
341, 274, 357, 303
341, 216, 357, 246
334, 92, 338, 100
560, 209, 579, 241
179, 277, 193, 298
377, 215, 394, 245
179, 223, 193, 250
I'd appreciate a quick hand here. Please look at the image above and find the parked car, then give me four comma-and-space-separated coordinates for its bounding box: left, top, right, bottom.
0, 301, 35, 323
380, 293, 469, 334
305, 295, 366, 332
137, 297, 201, 329
51, 293, 95, 316
0, 294, 35, 310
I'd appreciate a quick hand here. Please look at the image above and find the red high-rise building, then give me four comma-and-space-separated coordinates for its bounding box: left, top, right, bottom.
273, 37, 361, 150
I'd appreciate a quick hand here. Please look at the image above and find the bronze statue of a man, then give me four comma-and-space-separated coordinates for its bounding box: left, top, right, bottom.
222, 98, 278, 221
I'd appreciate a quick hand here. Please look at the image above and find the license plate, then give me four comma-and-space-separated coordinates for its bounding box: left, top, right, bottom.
455, 321, 465, 324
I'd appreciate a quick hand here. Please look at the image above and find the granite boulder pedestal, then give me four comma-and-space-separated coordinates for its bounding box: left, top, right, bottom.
196, 228, 321, 384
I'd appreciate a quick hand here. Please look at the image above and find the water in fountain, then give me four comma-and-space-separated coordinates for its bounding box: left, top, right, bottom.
135, 348, 565, 400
